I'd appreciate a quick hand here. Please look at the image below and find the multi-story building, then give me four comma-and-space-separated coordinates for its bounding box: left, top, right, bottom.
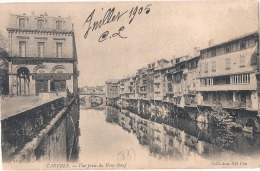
105, 79, 119, 99
7, 13, 78, 96
118, 75, 136, 100
172, 55, 190, 107
118, 78, 125, 99
183, 50, 200, 106
125, 75, 136, 100
152, 59, 169, 101
106, 31, 259, 113
136, 67, 149, 100
164, 57, 176, 104
197, 31, 259, 110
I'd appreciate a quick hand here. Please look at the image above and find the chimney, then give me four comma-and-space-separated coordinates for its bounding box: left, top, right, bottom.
208, 39, 214, 47
171, 59, 176, 65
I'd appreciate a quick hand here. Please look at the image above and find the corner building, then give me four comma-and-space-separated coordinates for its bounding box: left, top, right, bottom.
7, 13, 77, 96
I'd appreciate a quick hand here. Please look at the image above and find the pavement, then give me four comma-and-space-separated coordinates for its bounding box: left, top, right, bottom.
0, 95, 63, 120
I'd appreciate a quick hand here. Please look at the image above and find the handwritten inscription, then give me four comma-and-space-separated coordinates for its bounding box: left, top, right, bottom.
117, 148, 136, 161
98, 26, 127, 42
83, 4, 152, 42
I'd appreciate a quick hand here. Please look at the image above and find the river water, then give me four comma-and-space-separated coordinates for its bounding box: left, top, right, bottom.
76, 106, 260, 169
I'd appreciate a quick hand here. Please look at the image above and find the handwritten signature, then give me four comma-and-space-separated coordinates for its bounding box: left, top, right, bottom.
83, 4, 152, 42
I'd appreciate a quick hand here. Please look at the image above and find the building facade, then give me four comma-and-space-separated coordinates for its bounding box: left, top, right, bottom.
7, 13, 78, 96
105, 79, 119, 99
197, 31, 259, 111
105, 32, 259, 110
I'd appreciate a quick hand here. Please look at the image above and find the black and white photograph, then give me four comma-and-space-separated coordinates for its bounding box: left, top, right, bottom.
0, 0, 260, 169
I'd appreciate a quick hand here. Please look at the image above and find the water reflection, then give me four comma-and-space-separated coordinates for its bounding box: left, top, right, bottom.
104, 106, 260, 160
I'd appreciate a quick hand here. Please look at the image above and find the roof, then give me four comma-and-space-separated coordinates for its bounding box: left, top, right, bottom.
200, 31, 258, 51
105, 79, 119, 83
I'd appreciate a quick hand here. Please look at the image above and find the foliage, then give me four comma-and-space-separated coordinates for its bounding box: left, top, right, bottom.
0, 32, 7, 51
210, 106, 236, 149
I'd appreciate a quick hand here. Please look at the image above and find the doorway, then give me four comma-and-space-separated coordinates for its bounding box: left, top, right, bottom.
35, 80, 48, 95
17, 67, 30, 96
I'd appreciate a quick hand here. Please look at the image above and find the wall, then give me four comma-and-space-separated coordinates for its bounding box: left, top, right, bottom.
1, 97, 80, 163
199, 46, 257, 78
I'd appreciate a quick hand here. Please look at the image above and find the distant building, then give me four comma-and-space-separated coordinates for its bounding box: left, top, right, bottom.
81, 85, 105, 94
136, 67, 149, 100
7, 13, 78, 96
105, 79, 119, 99
197, 31, 259, 110
152, 59, 170, 101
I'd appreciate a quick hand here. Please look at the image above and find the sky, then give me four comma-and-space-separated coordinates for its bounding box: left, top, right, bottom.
0, 0, 258, 87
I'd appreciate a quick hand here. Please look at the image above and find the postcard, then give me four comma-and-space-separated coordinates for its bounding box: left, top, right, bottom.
0, 0, 260, 170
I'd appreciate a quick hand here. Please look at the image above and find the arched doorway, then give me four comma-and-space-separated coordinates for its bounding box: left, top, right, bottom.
17, 67, 30, 96
34, 66, 48, 95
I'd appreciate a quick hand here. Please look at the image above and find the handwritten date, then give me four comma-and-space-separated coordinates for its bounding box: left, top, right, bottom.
83, 4, 152, 42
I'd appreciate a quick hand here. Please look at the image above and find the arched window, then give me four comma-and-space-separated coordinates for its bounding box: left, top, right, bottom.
37, 19, 45, 29
56, 20, 62, 30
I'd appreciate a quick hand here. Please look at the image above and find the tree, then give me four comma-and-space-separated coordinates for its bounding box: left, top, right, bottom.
0, 32, 7, 52
0, 32, 9, 95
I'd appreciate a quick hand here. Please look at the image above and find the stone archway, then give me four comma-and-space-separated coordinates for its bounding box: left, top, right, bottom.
17, 67, 30, 96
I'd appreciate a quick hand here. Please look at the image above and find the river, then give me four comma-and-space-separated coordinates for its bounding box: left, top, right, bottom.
76, 106, 260, 169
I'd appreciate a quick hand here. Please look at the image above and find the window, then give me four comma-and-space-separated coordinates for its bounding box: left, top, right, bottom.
56, 21, 62, 30
192, 60, 197, 68
37, 19, 44, 29
212, 61, 216, 72
56, 43, 62, 58
204, 63, 208, 73
248, 38, 256, 48
225, 45, 231, 53
216, 48, 222, 56
37, 42, 45, 57
226, 92, 233, 102
19, 41, 26, 57
19, 18, 26, 28
225, 58, 231, 70
203, 92, 209, 101
50, 80, 66, 91
240, 55, 245, 67
240, 41, 246, 50
251, 54, 257, 65
231, 74, 250, 84
232, 42, 239, 52
211, 49, 216, 57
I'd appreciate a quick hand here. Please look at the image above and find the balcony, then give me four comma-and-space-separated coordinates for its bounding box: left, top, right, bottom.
198, 83, 256, 91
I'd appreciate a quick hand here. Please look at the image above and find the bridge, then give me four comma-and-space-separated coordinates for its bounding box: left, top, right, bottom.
79, 93, 106, 109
